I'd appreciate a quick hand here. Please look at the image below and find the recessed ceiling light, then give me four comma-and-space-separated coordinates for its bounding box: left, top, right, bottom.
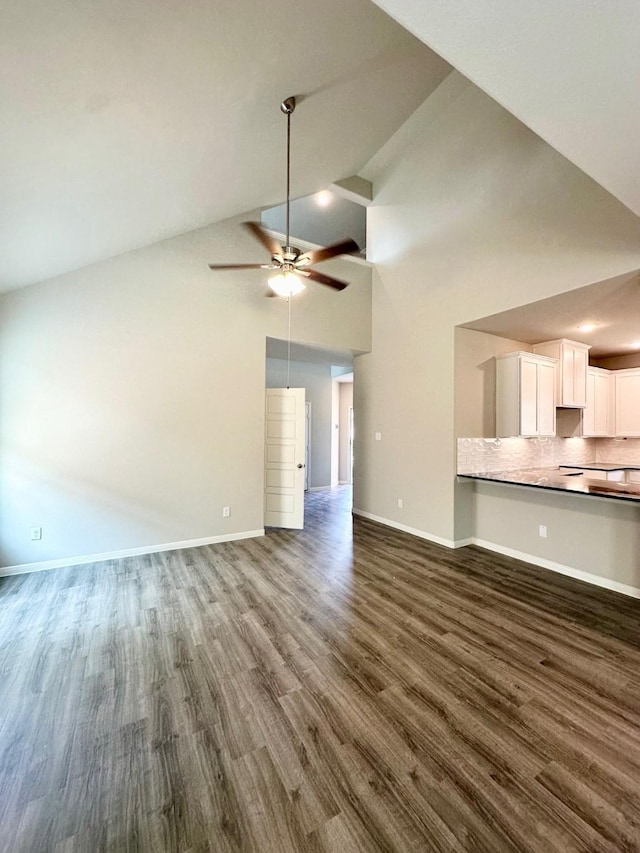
577, 323, 598, 333
315, 190, 333, 207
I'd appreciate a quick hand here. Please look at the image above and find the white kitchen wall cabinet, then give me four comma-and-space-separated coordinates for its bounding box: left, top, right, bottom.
614, 368, 640, 437
532, 339, 590, 408
496, 352, 557, 437
583, 367, 613, 437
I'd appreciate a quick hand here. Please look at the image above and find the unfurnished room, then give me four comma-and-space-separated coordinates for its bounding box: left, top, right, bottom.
2, 1, 640, 851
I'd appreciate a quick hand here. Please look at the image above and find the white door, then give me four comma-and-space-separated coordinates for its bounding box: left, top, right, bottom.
264, 388, 306, 529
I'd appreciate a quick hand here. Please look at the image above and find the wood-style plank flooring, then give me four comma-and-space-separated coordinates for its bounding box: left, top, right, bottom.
1, 487, 640, 852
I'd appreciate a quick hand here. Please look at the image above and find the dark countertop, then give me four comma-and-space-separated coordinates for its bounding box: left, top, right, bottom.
459, 467, 640, 504
560, 461, 640, 471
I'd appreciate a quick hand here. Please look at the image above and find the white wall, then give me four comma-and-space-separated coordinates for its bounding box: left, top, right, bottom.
265, 358, 334, 489
0, 211, 371, 568
355, 71, 640, 585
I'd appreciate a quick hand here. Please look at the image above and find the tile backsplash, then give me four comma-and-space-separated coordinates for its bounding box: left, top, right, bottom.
596, 438, 640, 464
457, 436, 640, 474
458, 437, 591, 474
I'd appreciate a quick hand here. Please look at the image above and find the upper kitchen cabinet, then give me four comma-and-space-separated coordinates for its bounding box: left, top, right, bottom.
614, 368, 640, 437
584, 367, 613, 436
556, 366, 613, 437
496, 352, 557, 438
533, 339, 590, 408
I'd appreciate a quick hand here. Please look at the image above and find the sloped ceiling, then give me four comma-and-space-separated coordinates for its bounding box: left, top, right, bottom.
0, 0, 450, 291
371, 0, 640, 216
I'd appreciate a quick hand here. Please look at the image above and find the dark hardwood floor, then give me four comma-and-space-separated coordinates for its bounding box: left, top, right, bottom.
1, 487, 640, 852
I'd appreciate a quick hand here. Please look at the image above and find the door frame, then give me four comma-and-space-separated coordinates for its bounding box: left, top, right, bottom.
304, 401, 311, 491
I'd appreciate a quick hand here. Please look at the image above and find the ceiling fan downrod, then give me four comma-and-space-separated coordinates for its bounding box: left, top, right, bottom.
280, 96, 296, 253
207, 94, 357, 293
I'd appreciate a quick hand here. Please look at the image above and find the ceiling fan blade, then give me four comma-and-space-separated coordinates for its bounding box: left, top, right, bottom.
243, 221, 284, 258
208, 263, 273, 270
297, 238, 360, 266
306, 268, 349, 291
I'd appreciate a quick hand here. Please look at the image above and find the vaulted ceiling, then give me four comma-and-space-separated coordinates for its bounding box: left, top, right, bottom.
5, 1, 638, 294
0, 0, 450, 290
372, 0, 640, 217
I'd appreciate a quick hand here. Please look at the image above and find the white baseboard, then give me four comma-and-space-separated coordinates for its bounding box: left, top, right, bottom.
471, 538, 640, 599
350, 511, 640, 598
0, 529, 265, 577
352, 508, 469, 549
308, 486, 331, 492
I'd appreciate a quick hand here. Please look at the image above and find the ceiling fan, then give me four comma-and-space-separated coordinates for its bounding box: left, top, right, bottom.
208, 96, 360, 296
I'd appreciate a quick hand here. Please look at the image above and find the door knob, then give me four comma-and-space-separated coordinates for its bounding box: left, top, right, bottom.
297, 463, 305, 468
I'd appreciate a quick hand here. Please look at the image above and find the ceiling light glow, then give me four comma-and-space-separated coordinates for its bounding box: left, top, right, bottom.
268, 271, 306, 297
577, 323, 598, 333
316, 190, 333, 208
629, 341, 640, 350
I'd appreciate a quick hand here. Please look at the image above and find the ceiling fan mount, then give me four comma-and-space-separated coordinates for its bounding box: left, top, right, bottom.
208, 96, 360, 296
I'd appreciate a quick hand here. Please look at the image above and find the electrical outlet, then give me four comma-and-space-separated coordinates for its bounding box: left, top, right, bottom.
222, 507, 230, 518
375, 431, 382, 441
397, 498, 403, 509
538, 524, 547, 538
30, 526, 42, 541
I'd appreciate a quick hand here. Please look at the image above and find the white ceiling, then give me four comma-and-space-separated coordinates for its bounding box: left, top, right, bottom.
372, 0, 640, 216
0, 0, 450, 291
266, 338, 358, 367
463, 270, 640, 359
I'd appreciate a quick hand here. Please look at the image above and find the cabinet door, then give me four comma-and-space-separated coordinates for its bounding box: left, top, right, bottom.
615, 372, 640, 436
537, 360, 556, 436
520, 358, 539, 436
593, 372, 611, 436
561, 345, 575, 405
572, 346, 588, 407
561, 343, 588, 407
583, 369, 610, 436
583, 370, 596, 435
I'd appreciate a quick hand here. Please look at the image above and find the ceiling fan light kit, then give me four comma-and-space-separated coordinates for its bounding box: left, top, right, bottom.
269, 271, 306, 297
208, 96, 360, 296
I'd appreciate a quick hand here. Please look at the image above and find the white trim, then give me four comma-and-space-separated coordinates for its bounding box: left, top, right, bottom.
352, 508, 466, 549
471, 538, 640, 599
308, 485, 330, 492
350, 510, 640, 598
0, 529, 265, 577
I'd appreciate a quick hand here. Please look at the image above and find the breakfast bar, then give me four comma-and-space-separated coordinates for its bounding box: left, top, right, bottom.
460, 462, 640, 504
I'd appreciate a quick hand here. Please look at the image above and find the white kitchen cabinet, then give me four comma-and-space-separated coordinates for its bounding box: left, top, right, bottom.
583, 367, 613, 437
533, 338, 590, 408
614, 368, 640, 437
496, 352, 557, 437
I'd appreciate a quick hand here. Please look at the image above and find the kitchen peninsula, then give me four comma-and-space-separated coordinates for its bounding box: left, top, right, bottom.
460, 462, 640, 504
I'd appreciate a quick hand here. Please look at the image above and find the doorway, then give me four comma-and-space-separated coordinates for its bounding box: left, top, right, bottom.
305, 402, 311, 491
335, 373, 354, 486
